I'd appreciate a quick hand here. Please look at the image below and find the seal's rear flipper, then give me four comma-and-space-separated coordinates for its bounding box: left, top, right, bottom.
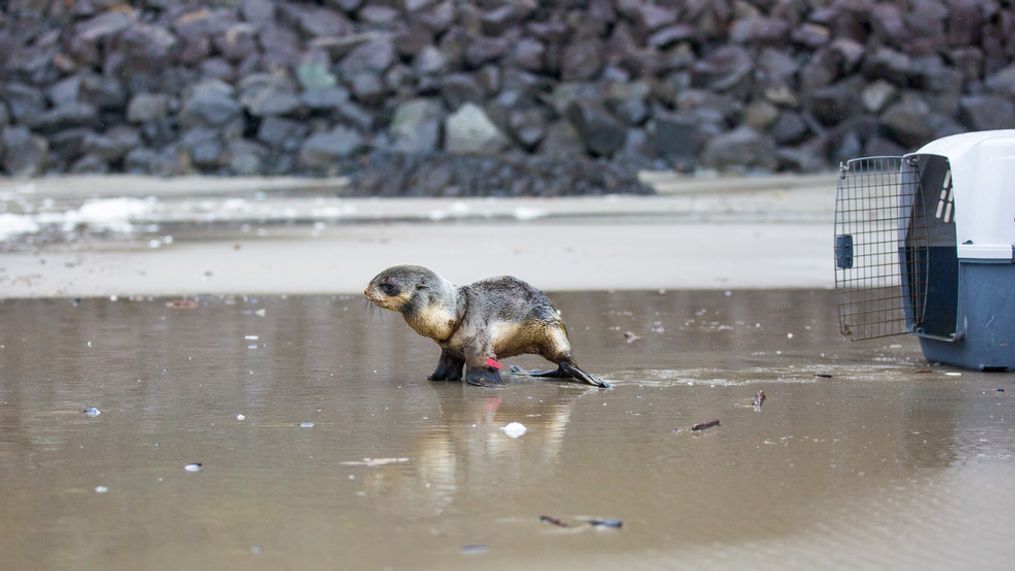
558, 362, 613, 389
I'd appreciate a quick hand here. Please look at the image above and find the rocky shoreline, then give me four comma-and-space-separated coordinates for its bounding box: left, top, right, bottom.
1, 0, 1014, 189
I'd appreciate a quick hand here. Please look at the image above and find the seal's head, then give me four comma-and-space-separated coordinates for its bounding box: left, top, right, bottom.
364, 265, 444, 313
365, 265, 462, 341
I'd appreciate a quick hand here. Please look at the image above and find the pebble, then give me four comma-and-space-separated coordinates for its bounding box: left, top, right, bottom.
299, 421, 315, 428
95, 485, 109, 494
184, 463, 203, 472
83, 407, 101, 417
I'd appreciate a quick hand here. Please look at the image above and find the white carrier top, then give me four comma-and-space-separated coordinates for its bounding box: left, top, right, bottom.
909, 129, 1015, 260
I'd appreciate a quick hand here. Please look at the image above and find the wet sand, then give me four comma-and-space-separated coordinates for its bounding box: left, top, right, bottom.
2, 290, 1013, 569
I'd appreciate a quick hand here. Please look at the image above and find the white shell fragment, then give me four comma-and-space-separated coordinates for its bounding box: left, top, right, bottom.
340, 457, 410, 467
184, 463, 203, 472
501, 422, 527, 438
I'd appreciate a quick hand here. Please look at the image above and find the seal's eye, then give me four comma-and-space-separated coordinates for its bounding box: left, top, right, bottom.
380, 283, 400, 296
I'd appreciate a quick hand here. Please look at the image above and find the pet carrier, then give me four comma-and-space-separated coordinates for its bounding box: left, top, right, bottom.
835, 130, 1015, 371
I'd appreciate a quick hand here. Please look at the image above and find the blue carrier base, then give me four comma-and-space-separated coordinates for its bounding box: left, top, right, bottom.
917, 260, 1015, 371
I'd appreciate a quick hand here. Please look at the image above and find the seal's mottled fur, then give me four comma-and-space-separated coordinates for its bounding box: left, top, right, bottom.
364, 265, 608, 388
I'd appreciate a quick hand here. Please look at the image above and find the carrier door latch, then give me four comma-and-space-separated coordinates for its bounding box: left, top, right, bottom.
835, 234, 853, 269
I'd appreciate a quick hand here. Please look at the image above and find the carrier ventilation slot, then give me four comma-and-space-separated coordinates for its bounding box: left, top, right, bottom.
935, 170, 954, 224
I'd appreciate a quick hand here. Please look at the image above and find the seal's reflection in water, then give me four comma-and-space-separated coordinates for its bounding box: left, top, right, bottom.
358, 378, 594, 519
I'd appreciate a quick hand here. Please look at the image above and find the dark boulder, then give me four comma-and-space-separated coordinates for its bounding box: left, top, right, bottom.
2, 127, 49, 176
299, 127, 365, 169
180, 80, 242, 127
565, 98, 627, 157
701, 127, 779, 171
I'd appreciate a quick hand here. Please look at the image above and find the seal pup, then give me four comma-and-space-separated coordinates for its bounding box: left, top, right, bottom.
364, 265, 609, 388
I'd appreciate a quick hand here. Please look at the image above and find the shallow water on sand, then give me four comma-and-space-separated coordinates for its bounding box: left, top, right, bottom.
1, 290, 1013, 569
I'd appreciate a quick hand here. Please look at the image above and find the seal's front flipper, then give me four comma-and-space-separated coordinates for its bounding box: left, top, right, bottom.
559, 362, 613, 389
429, 350, 464, 381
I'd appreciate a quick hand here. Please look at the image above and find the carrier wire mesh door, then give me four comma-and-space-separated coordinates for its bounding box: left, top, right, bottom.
834, 157, 929, 340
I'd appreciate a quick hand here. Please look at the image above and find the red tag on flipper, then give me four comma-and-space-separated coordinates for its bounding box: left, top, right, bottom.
485, 358, 502, 370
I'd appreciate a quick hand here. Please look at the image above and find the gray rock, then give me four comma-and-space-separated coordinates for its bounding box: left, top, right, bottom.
118, 24, 177, 67
799, 49, 839, 91
239, 73, 301, 116
604, 80, 650, 125
743, 100, 779, 129
228, 139, 267, 175
792, 23, 830, 48
127, 94, 170, 123
339, 37, 396, 75
566, 98, 626, 157
618, 1, 677, 35
297, 51, 338, 90
830, 39, 865, 72
881, 95, 936, 147
508, 108, 547, 149
647, 24, 697, 49
241, 0, 275, 24
440, 73, 485, 109
24, 103, 99, 132
390, 98, 443, 153
414, 1, 455, 33
508, 38, 545, 71
863, 47, 912, 86
445, 103, 510, 154
692, 45, 753, 92
729, 16, 789, 44
75, 10, 133, 43
2, 127, 49, 176
701, 127, 779, 171
960, 95, 1015, 131
301, 86, 350, 111
769, 112, 810, 145
257, 116, 308, 150
1, 83, 47, 125
404, 0, 437, 13
125, 147, 178, 176
561, 39, 604, 81
180, 127, 226, 169
776, 145, 827, 173
414, 45, 447, 76
481, 4, 530, 35
281, 4, 353, 38
299, 127, 364, 168
805, 81, 860, 125
652, 112, 709, 162
861, 80, 897, 114
465, 36, 508, 68
985, 64, 1015, 97
181, 80, 241, 127
359, 5, 400, 26
863, 136, 907, 158
349, 72, 386, 104
79, 74, 126, 110
69, 154, 110, 174
330, 0, 363, 12
538, 120, 584, 157
82, 127, 141, 161
47, 76, 82, 107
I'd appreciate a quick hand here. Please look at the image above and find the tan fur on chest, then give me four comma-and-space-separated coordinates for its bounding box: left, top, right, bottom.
407, 303, 458, 340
